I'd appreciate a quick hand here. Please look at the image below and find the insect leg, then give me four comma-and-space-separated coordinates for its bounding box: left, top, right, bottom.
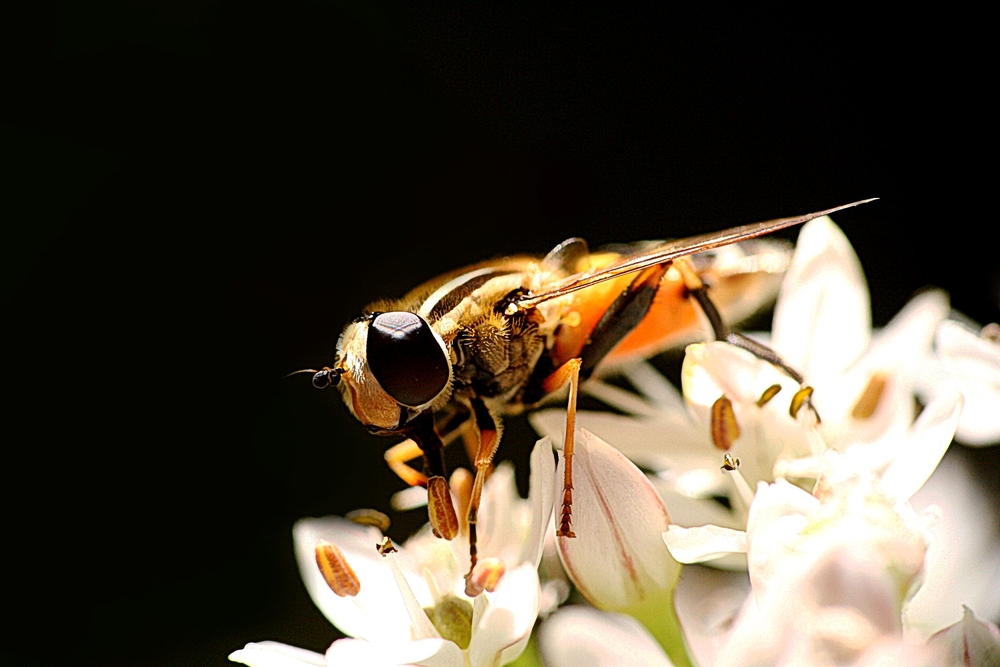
406, 411, 459, 540
383, 438, 428, 488
674, 257, 806, 383
464, 396, 502, 584
673, 257, 728, 340
541, 357, 583, 538
537, 263, 673, 538
578, 263, 673, 379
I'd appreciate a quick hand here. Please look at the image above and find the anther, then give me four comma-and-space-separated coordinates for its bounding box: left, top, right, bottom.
345, 508, 391, 532
982, 322, 1000, 343
315, 539, 361, 597
757, 384, 782, 407
790, 386, 820, 423
376, 536, 397, 556
427, 476, 459, 540
720, 453, 741, 471
850, 372, 887, 420
465, 557, 506, 597
711, 396, 740, 450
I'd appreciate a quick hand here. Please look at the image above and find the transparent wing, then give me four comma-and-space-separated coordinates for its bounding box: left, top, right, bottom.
509, 199, 876, 312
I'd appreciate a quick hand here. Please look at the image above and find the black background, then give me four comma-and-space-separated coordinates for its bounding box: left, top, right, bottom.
4, 4, 997, 667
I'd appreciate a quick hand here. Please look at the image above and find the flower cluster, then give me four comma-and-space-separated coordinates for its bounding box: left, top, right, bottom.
231, 216, 1000, 667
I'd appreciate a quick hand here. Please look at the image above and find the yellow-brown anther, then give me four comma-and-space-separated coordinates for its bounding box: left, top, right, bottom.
720, 453, 741, 471
376, 536, 397, 556
315, 539, 361, 597
427, 475, 459, 540
711, 395, 740, 450
757, 383, 782, 407
345, 508, 391, 531
851, 372, 888, 420
983, 322, 1000, 343
790, 386, 816, 420
466, 557, 506, 597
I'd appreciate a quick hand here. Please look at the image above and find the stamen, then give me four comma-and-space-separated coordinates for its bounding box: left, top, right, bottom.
427, 476, 459, 540
465, 557, 506, 597
314, 540, 361, 597
850, 372, 887, 420
983, 322, 1000, 343
790, 386, 821, 424
376, 536, 398, 555
757, 383, 782, 407
720, 454, 755, 507
711, 396, 740, 451
379, 543, 439, 641
345, 508, 391, 532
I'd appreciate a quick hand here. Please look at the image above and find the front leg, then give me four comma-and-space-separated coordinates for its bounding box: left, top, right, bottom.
464, 395, 502, 591
406, 411, 459, 541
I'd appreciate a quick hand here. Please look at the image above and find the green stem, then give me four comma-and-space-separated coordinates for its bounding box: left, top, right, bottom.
628, 589, 696, 667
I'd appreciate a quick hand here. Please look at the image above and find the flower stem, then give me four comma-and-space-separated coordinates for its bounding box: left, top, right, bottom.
628, 589, 696, 667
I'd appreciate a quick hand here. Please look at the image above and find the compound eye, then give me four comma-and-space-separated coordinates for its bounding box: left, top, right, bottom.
367, 311, 449, 407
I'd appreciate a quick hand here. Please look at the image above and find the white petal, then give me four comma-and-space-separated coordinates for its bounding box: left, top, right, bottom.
818, 289, 950, 447
229, 641, 326, 667
663, 524, 747, 564
905, 454, 1000, 637
538, 606, 675, 667
771, 215, 870, 381
293, 516, 421, 642
936, 319, 1000, 446
673, 565, 751, 667
325, 637, 464, 667
468, 564, 540, 667
555, 430, 680, 611
525, 437, 557, 567
879, 388, 962, 500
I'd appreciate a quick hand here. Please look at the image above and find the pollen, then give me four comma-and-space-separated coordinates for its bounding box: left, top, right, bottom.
850, 372, 887, 420
756, 383, 782, 407
315, 539, 361, 597
711, 395, 740, 450
427, 476, 460, 540
466, 557, 506, 596
790, 386, 821, 424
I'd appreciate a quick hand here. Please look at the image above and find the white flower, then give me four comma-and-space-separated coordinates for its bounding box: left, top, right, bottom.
679, 453, 945, 667
230, 438, 555, 667
916, 319, 1000, 446
552, 429, 691, 667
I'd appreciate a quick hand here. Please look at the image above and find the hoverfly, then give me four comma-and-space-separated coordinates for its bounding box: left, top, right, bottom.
299, 199, 874, 592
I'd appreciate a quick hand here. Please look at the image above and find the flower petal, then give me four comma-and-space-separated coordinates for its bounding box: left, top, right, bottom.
934, 319, 1000, 446
905, 454, 1000, 636
325, 637, 464, 667
926, 605, 1000, 666
538, 606, 675, 667
293, 516, 424, 642
879, 387, 962, 500
525, 437, 557, 567
663, 524, 747, 564
229, 641, 326, 667
771, 215, 871, 382
468, 564, 540, 667
555, 429, 680, 611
